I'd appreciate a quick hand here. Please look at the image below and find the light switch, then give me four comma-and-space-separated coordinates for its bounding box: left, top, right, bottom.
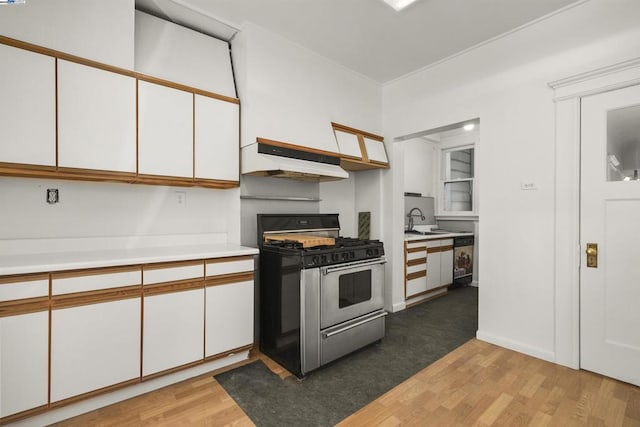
521, 181, 538, 191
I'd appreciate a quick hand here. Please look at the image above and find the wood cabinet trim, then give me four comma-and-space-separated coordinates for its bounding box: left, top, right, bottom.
51, 285, 141, 309
340, 158, 389, 171
427, 247, 441, 254
441, 245, 454, 252
0, 273, 49, 285
204, 344, 253, 362
407, 257, 427, 267
143, 260, 204, 272
143, 279, 204, 296
52, 265, 140, 280
0, 404, 49, 425
141, 359, 204, 382
407, 246, 427, 254
331, 122, 384, 142
407, 270, 427, 281
135, 73, 239, 105
205, 272, 253, 288
356, 135, 369, 163
256, 137, 341, 158
406, 285, 448, 301
206, 255, 254, 264
49, 378, 140, 409
0, 296, 49, 317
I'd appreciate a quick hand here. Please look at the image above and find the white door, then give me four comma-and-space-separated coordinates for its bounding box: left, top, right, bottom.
580, 84, 640, 386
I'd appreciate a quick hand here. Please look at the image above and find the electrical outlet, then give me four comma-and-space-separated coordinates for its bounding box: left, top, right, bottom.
46, 188, 59, 204
175, 191, 186, 207
521, 181, 538, 191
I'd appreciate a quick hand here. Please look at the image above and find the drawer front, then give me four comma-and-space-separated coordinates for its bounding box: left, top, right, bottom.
205, 257, 254, 277
406, 240, 428, 249
0, 275, 49, 301
406, 274, 427, 297
406, 263, 426, 275
143, 261, 203, 285
52, 267, 141, 295
440, 238, 454, 246
406, 248, 426, 261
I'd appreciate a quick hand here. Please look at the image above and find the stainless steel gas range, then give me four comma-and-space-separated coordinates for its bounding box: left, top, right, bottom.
257, 213, 387, 378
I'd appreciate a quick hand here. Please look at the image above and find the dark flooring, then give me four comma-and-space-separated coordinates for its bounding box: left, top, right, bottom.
215, 287, 478, 427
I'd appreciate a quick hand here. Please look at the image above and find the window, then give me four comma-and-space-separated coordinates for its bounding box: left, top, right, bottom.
442, 147, 474, 213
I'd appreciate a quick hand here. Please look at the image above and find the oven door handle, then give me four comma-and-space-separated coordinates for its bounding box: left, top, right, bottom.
322, 257, 386, 275
322, 311, 388, 338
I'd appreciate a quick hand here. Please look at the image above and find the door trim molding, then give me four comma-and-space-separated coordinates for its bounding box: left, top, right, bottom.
550, 57, 640, 369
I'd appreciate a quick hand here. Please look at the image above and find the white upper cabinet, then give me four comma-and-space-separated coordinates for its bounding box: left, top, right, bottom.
57, 60, 136, 173
0, 44, 55, 167
194, 96, 239, 182
138, 81, 194, 178
334, 130, 362, 159
363, 137, 388, 164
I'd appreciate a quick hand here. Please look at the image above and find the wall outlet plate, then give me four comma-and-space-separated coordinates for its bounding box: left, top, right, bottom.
46, 188, 59, 204
521, 181, 538, 190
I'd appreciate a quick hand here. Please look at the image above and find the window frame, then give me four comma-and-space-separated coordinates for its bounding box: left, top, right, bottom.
438, 143, 477, 216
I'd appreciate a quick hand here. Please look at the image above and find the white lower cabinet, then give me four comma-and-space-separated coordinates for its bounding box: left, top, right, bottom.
50, 298, 141, 402
0, 311, 49, 418
440, 243, 454, 287
426, 241, 441, 291
205, 280, 253, 357
143, 289, 205, 376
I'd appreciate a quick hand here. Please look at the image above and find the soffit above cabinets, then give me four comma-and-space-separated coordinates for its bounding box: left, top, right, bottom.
332, 122, 389, 171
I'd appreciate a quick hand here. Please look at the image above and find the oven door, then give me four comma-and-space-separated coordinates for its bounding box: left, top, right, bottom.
319, 257, 386, 329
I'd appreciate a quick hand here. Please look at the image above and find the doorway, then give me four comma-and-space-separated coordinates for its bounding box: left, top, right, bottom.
579, 84, 640, 386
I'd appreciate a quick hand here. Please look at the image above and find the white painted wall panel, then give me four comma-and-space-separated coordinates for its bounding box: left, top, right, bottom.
0, 0, 134, 69
135, 11, 236, 98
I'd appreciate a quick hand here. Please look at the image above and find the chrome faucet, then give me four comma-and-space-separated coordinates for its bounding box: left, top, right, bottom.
406, 207, 425, 231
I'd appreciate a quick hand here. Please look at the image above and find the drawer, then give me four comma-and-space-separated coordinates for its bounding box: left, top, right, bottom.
406, 249, 426, 261
440, 238, 454, 246
0, 274, 49, 301
406, 274, 427, 297
407, 263, 426, 275
52, 267, 141, 295
406, 240, 428, 249
205, 256, 254, 277
143, 261, 203, 285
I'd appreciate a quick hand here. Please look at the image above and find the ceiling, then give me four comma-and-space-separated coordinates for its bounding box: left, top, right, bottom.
137, 0, 584, 83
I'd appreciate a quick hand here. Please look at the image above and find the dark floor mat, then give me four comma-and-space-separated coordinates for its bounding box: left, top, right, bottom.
215, 287, 478, 427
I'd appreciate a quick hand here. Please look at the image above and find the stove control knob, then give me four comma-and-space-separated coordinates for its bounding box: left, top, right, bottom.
366, 249, 373, 257
349, 251, 355, 259
321, 255, 328, 264
341, 252, 349, 260
332, 253, 340, 262
311, 255, 320, 265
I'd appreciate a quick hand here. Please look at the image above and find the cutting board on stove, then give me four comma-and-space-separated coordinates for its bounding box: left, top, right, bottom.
264, 234, 335, 248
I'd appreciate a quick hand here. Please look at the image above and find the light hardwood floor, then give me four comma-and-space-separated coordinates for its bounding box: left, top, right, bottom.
55, 339, 640, 426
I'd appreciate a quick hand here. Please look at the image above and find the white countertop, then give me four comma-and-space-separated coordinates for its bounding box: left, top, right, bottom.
0, 243, 259, 276
404, 232, 473, 241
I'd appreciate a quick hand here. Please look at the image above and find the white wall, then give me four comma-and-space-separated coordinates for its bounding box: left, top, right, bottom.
0, 0, 134, 69
232, 22, 384, 238
0, 177, 241, 245
382, 0, 640, 364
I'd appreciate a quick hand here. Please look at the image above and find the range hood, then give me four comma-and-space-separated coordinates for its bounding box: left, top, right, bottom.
241, 138, 349, 182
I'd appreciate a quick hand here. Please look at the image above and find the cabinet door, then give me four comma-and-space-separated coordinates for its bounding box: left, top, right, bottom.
426, 242, 441, 290
363, 137, 388, 164
138, 81, 193, 178
194, 95, 239, 181
1, 312, 49, 418
57, 60, 136, 173
143, 289, 204, 376
51, 299, 141, 403
0, 275, 49, 418
334, 130, 362, 159
205, 281, 253, 357
0, 44, 55, 167
440, 240, 454, 287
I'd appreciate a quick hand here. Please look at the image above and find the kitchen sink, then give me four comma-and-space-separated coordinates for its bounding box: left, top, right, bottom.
405, 230, 450, 235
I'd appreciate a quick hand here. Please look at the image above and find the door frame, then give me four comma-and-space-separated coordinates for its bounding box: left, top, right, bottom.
549, 57, 640, 369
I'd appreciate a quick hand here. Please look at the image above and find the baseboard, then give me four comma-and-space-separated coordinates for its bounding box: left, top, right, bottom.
470, 280, 479, 287
391, 301, 406, 312
8, 351, 249, 427
476, 330, 555, 363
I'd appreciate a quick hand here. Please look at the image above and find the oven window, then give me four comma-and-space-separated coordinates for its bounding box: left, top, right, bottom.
339, 270, 372, 308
